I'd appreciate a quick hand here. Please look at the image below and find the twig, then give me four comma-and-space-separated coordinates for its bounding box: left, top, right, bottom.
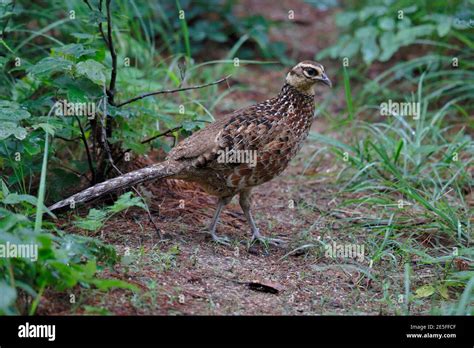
55, 135, 81, 142
74, 115, 96, 184
97, 0, 109, 46
105, 0, 117, 104
114, 126, 182, 166
56, 163, 86, 178
116, 75, 231, 108
140, 126, 182, 145
82, 0, 109, 45
99, 88, 115, 169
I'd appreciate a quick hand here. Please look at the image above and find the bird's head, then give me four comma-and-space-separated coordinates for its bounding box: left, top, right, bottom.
286, 60, 332, 95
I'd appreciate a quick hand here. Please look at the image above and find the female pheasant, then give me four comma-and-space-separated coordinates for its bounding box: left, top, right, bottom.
49, 61, 332, 246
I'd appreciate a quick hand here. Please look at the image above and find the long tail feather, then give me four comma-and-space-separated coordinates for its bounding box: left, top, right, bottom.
48, 160, 183, 212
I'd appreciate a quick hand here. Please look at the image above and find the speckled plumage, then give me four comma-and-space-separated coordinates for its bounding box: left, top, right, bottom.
169, 83, 315, 197
49, 60, 331, 246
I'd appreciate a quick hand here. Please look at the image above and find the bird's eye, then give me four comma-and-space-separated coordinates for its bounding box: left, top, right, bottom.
305, 68, 318, 77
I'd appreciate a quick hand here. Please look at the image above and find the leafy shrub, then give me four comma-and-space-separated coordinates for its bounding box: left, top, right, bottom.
0, 205, 134, 315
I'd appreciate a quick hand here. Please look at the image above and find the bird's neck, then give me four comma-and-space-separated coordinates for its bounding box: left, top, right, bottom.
278, 83, 315, 100
274, 83, 315, 135
277, 83, 315, 108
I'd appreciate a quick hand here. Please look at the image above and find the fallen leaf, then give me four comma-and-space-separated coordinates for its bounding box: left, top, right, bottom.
247, 280, 284, 294
414, 285, 435, 298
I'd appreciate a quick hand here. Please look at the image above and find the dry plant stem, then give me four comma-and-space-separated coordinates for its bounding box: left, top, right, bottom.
74, 115, 96, 184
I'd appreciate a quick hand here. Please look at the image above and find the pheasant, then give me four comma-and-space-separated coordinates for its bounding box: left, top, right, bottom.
48, 60, 332, 246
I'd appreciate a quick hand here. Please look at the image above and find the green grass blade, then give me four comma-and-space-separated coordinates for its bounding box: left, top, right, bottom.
342, 65, 354, 122
34, 131, 49, 232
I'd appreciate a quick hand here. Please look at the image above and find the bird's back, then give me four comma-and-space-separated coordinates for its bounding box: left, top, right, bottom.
167, 84, 315, 196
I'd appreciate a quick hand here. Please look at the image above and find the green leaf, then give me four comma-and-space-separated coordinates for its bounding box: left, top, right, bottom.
379, 31, 397, 61
51, 44, 96, 60
0, 100, 31, 122
361, 36, 380, 64
335, 11, 358, 27
340, 40, 360, 58
414, 284, 435, 298
1, 179, 9, 196
76, 59, 106, 85
107, 192, 146, 214
355, 26, 378, 40
73, 209, 107, 231
396, 25, 435, 46
91, 278, 138, 291
359, 6, 386, 21
402, 5, 418, 14
379, 17, 395, 31
32, 123, 56, 136
27, 57, 73, 77
438, 284, 450, 299
437, 21, 451, 37
82, 260, 97, 279
67, 86, 87, 102
0, 281, 17, 311
2, 193, 37, 205
0, 121, 27, 140
70, 32, 96, 40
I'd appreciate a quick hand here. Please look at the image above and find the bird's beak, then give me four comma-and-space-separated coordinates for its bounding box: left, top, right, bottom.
319, 73, 332, 88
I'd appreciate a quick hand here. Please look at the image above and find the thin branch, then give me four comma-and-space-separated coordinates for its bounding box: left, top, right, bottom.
114, 126, 182, 166
74, 115, 96, 184
140, 126, 182, 146
105, 0, 117, 103
82, 0, 92, 10
56, 163, 87, 178
98, 0, 109, 46
55, 135, 81, 142
82, 0, 109, 45
116, 75, 231, 108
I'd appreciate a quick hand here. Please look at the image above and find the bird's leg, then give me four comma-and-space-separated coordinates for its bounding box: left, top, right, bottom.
209, 196, 233, 246
239, 189, 286, 247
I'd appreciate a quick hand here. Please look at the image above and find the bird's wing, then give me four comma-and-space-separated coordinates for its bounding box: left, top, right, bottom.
168, 100, 278, 163
166, 112, 234, 161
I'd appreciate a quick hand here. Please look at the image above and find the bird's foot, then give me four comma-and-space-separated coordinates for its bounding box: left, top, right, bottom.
211, 233, 232, 246
251, 235, 287, 248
